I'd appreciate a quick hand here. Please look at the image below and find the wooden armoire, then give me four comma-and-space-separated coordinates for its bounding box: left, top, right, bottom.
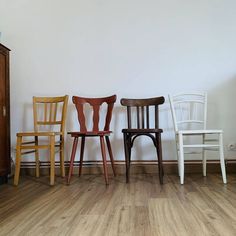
0, 43, 10, 184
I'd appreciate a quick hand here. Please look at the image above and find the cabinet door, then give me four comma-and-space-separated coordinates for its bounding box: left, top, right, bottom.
0, 52, 8, 175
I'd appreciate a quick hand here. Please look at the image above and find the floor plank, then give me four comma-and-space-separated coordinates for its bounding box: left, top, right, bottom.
0, 174, 236, 236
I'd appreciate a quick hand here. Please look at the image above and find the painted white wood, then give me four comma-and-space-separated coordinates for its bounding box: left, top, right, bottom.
203, 134, 206, 177
169, 93, 227, 184
177, 120, 204, 124
178, 133, 184, 184
168, 95, 178, 132
183, 144, 220, 148
178, 130, 223, 134
175, 134, 180, 177
219, 133, 227, 184
174, 100, 205, 105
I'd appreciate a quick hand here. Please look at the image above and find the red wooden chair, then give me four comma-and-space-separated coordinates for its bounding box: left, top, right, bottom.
67, 95, 117, 185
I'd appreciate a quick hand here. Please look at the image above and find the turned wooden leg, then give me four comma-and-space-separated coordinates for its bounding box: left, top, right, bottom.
79, 136, 85, 177
178, 133, 184, 185
60, 136, 65, 178
219, 133, 227, 184
123, 133, 132, 183
127, 135, 132, 183
35, 136, 40, 178
67, 137, 79, 184
50, 136, 55, 186
175, 134, 181, 177
156, 133, 164, 185
100, 136, 109, 185
105, 136, 116, 177
14, 136, 22, 186
123, 133, 129, 183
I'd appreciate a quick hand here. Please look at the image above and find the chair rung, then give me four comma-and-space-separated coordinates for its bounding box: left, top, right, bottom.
204, 148, 219, 151
37, 121, 62, 125
177, 120, 204, 124
183, 144, 220, 148
20, 145, 51, 150
184, 151, 202, 154
22, 141, 36, 145
21, 150, 36, 155
174, 99, 204, 104
204, 139, 218, 142
183, 149, 218, 154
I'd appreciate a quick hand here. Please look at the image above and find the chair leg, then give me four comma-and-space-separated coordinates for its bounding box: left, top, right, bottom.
202, 134, 207, 177
155, 133, 164, 185
50, 136, 55, 186
79, 136, 85, 177
175, 134, 181, 177
35, 150, 40, 178
219, 133, 227, 184
105, 136, 116, 177
60, 136, 65, 178
14, 136, 22, 186
123, 133, 128, 183
127, 135, 132, 182
123, 133, 132, 183
67, 137, 79, 184
35, 136, 40, 178
178, 133, 184, 184
100, 136, 109, 185
177, 150, 181, 177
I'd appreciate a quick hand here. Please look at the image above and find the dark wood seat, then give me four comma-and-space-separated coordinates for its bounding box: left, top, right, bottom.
122, 128, 163, 133
67, 95, 117, 185
120, 96, 165, 184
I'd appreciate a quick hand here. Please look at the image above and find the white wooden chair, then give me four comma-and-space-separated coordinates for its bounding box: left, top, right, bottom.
168, 93, 227, 184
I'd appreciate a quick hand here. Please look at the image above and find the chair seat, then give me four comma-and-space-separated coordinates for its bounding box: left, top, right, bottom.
122, 128, 163, 134
17, 131, 54, 137
178, 129, 222, 135
16, 131, 63, 137
68, 131, 112, 137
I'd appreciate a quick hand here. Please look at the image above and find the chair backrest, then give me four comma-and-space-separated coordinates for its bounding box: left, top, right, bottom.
33, 95, 69, 134
72, 95, 117, 132
120, 96, 165, 129
168, 93, 207, 132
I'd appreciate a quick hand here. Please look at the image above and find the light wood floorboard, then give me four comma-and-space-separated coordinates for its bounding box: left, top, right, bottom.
0, 174, 236, 236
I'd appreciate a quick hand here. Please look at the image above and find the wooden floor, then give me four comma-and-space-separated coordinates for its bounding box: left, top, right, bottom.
1, 173, 236, 236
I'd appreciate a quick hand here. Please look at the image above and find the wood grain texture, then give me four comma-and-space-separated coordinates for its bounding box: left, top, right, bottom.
121, 96, 165, 184
14, 95, 68, 186
0, 43, 10, 183
1, 174, 236, 235
67, 95, 116, 185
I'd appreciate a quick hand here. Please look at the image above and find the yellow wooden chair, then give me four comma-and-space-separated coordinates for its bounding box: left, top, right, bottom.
14, 95, 69, 186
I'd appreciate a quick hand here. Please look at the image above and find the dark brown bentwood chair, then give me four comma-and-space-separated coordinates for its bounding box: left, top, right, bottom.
121, 96, 165, 184
67, 95, 117, 185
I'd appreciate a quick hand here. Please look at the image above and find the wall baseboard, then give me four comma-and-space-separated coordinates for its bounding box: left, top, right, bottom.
19, 160, 236, 176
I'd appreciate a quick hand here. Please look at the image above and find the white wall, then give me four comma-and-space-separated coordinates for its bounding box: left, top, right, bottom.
1, 0, 236, 162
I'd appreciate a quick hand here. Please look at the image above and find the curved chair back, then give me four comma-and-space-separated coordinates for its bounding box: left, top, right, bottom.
120, 96, 165, 129
168, 93, 207, 132
72, 95, 117, 132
